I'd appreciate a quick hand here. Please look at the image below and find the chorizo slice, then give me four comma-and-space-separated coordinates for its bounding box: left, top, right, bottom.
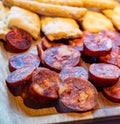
69, 38, 84, 53
41, 37, 64, 50
99, 45, 120, 68
21, 81, 56, 108
98, 30, 120, 68
98, 30, 120, 47
36, 44, 45, 65
6, 66, 36, 86
83, 33, 112, 57
57, 77, 98, 112
89, 63, 120, 87
30, 67, 59, 104
21, 81, 48, 108
69, 31, 92, 53
102, 78, 120, 103
59, 66, 88, 82
42, 45, 81, 71
5, 27, 32, 52
9, 53, 40, 72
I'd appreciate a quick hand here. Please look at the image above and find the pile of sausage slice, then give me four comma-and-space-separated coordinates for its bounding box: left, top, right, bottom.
5, 29, 120, 112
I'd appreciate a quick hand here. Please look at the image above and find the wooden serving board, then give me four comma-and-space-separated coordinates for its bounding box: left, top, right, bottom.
0, 39, 120, 124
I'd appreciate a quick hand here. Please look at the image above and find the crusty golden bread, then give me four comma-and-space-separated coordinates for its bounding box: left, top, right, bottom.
41, 16, 83, 41
114, 5, 120, 16
103, 9, 120, 31
81, 11, 115, 33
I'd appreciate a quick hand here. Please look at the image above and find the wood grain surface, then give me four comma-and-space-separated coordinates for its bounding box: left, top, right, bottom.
0, 39, 120, 124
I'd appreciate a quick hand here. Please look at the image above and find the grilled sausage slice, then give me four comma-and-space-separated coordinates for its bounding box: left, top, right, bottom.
9, 53, 40, 72
30, 67, 59, 104
6, 66, 36, 86
43, 45, 81, 71
83, 33, 112, 57
103, 78, 120, 103
89, 63, 120, 87
6, 27, 32, 52
59, 66, 88, 81
57, 77, 98, 112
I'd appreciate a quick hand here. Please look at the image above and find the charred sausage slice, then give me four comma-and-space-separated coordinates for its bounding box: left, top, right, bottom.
58, 77, 98, 112
6, 66, 36, 86
83, 33, 112, 57
9, 53, 40, 72
30, 67, 59, 104
6, 27, 32, 52
59, 66, 88, 81
102, 78, 120, 103
89, 63, 120, 87
43, 45, 81, 71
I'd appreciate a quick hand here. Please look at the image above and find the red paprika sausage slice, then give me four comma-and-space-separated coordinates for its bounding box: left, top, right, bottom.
99, 46, 120, 68
69, 31, 92, 53
98, 30, 120, 68
89, 63, 120, 87
59, 66, 88, 81
69, 38, 84, 53
30, 67, 59, 104
102, 78, 120, 103
43, 45, 81, 71
41, 37, 64, 50
21, 81, 47, 109
58, 77, 98, 112
9, 53, 40, 72
83, 33, 112, 57
98, 30, 120, 47
6, 66, 36, 86
6, 27, 32, 52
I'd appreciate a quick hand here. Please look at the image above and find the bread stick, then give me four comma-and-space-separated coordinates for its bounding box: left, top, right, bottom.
3, 0, 87, 20
31, 0, 83, 7
82, 0, 118, 9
